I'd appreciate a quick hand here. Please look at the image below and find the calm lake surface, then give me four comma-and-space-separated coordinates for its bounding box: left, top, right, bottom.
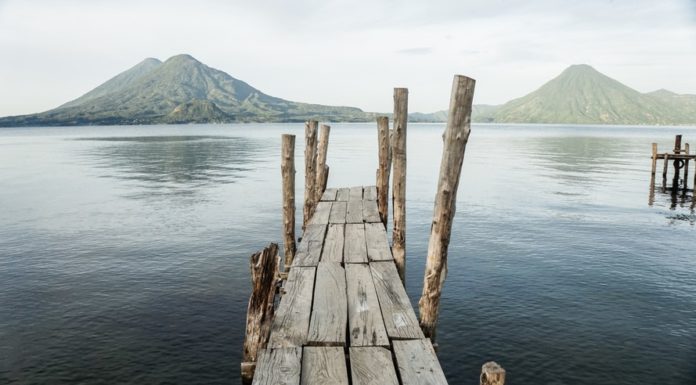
1, 123, 695, 384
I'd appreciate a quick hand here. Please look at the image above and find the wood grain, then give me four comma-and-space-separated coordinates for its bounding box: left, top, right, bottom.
268, 267, 316, 348
301, 347, 349, 385
370, 262, 424, 339
343, 224, 368, 264
349, 347, 399, 385
364, 223, 392, 262
308, 263, 347, 346
329, 201, 347, 224
309, 201, 332, 225
392, 339, 448, 385
321, 224, 344, 263
346, 200, 363, 224
252, 348, 302, 385
345, 263, 389, 347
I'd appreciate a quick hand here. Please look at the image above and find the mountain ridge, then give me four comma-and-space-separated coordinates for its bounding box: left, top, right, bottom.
1, 57, 695, 126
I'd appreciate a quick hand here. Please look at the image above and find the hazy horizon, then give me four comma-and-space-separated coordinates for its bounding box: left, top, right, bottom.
1, 0, 695, 116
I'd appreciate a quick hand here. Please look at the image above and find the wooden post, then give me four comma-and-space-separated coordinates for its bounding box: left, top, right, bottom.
651, 143, 658, 177
281, 134, 296, 269
303, 120, 318, 229
418, 75, 476, 339
683, 143, 689, 192
376, 116, 391, 227
662, 153, 669, 189
315, 124, 331, 203
480, 362, 506, 385
672, 135, 682, 190
392, 88, 408, 283
241, 243, 280, 384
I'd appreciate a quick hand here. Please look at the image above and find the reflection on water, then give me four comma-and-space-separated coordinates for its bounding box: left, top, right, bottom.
76, 135, 269, 199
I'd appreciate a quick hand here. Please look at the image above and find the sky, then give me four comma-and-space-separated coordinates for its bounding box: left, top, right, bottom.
0, 0, 695, 116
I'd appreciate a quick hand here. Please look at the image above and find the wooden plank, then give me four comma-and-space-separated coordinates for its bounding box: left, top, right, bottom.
268, 267, 316, 348
363, 186, 377, 200
344, 224, 368, 264
329, 201, 347, 224
294, 225, 326, 267
309, 201, 332, 225
301, 347, 349, 385
362, 200, 381, 223
320, 188, 338, 201
349, 186, 363, 200
308, 263, 347, 346
364, 223, 392, 262
345, 264, 389, 347
321, 224, 344, 263
392, 339, 448, 385
252, 348, 302, 385
349, 347, 399, 385
336, 188, 350, 201
346, 200, 364, 224
370, 262, 424, 339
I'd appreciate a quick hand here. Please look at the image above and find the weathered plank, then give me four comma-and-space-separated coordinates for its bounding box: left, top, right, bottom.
346, 200, 364, 224
301, 347, 349, 385
349, 347, 399, 385
252, 348, 302, 385
344, 224, 368, 264
364, 223, 392, 262
392, 339, 448, 385
362, 200, 381, 223
363, 186, 377, 201
294, 225, 326, 267
268, 267, 316, 348
329, 201, 347, 224
345, 264, 389, 347
349, 186, 363, 200
321, 224, 344, 263
308, 263, 347, 346
370, 262, 424, 339
320, 188, 338, 201
309, 202, 332, 225
336, 188, 350, 201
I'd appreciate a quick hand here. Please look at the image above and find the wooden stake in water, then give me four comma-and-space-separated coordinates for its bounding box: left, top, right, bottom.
281, 134, 296, 269
376, 116, 391, 227
315, 124, 331, 203
672, 135, 682, 190
480, 361, 506, 385
419, 75, 475, 340
651, 143, 658, 177
683, 143, 690, 192
303, 120, 319, 229
392, 88, 408, 283
241, 243, 280, 384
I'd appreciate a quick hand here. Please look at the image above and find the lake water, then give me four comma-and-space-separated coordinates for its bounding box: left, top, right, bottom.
1, 123, 695, 384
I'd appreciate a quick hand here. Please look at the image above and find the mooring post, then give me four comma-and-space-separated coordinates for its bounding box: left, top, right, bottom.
683, 143, 690, 192
315, 124, 331, 203
392, 88, 408, 283
376, 116, 392, 227
418, 74, 475, 340
662, 152, 669, 190
672, 135, 682, 190
281, 135, 296, 269
651, 143, 658, 177
241, 243, 280, 385
303, 120, 319, 229
480, 362, 506, 385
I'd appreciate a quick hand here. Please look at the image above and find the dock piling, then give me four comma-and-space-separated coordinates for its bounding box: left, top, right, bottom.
315, 125, 331, 203
672, 135, 683, 190
419, 74, 476, 340
683, 143, 690, 192
303, 120, 319, 229
650, 143, 658, 177
376, 116, 391, 227
241, 243, 280, 385
480, 362, 506, 385
281, 134, 296, 269
392, 88, 408, 283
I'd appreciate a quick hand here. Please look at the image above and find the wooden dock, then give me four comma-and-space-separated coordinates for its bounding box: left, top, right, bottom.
253, 185, 447, 385
242, 76, 506, 385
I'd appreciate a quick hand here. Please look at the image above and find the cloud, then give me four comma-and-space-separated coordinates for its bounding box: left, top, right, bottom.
396, 47, 433, 55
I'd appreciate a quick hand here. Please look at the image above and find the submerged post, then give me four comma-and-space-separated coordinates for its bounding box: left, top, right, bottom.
376, 116, 392, 227
241, 243, 280, 384
315, 124, 331, 202
392, 88, 408, 283
303, 120, 319, 229
480, 362, 506, 385
672, 135, 682, 190
281, 134, 296, 269
419, 74, 476, 339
